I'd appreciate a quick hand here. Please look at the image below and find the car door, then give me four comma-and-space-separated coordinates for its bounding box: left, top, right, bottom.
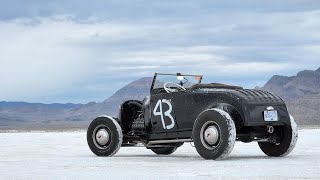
150, 92, 178, 133
171, 91, 209, 131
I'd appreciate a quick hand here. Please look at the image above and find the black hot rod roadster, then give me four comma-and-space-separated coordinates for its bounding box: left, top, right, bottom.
87, 73, 298, 160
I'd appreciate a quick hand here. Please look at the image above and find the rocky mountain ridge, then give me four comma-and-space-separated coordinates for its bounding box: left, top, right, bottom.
0, 78, 153, 129
261, 67, 320, 101
1, 68, 319, 130
260, 67, 320, 125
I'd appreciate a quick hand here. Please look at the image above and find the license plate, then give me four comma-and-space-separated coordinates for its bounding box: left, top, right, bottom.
264, 110, 278, 121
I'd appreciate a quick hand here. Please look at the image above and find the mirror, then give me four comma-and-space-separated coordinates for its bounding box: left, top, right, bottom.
177, 75, 184, 81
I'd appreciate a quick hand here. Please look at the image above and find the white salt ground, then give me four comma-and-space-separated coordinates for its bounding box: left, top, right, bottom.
0, 129, 319, 180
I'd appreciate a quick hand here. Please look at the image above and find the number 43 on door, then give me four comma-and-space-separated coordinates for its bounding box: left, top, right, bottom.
153, 99, 175, 130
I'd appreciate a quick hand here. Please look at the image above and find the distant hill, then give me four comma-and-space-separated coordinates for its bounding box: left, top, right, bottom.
0, 101, 81, 121
67, 77, 153, 120
1, 68, 320, 130
261, 68, 320, 101
0, 77, 153, 130
259, 67, 320, 125
0, 102, 82, 130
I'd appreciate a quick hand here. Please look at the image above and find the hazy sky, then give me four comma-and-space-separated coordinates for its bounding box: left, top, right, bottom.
1, 0, 320, 103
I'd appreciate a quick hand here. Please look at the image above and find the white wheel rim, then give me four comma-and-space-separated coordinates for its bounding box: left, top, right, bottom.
200, 121, 221, 150
92, 125, 111, 149
204, 126, 219, 145
96, 129, 110, 146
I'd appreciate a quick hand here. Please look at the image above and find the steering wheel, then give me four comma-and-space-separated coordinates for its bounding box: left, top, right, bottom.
164, 82, 186, 93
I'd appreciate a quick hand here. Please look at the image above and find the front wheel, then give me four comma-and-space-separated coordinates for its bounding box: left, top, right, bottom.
192, 108, 236, 160
87, 116, 123, 156
258, 115, 298, 157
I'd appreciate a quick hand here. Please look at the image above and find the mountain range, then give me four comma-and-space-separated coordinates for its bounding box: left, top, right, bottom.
0, 78, 152, 130
0, 68, 319, 130
259, 67, 320, 125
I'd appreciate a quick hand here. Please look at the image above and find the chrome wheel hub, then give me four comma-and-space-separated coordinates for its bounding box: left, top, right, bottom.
200, 121, 221, 150
204, 126, 219, 145
95, 129, 110, 146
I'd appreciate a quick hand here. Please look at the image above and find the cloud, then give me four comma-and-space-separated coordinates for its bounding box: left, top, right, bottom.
1, 7, 320, 103
2, 0, 320, 20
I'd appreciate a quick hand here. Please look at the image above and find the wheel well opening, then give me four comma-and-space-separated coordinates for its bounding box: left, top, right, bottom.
213, 103, 244, 130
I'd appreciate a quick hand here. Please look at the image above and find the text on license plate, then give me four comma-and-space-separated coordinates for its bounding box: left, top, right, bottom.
264, 110, 278, 121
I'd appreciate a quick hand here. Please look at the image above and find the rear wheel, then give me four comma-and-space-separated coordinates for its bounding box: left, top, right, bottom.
258, 115, 298, 157
193, 108, 236, 160
87, 116, 123, 156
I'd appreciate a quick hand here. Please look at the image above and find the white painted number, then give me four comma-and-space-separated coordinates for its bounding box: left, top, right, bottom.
153, 99, 175, 129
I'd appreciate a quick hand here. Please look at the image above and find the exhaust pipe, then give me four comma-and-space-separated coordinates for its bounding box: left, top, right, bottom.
267, 125, 274, 134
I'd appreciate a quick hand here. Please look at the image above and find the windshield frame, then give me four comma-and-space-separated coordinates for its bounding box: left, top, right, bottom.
150, 73, 203, 92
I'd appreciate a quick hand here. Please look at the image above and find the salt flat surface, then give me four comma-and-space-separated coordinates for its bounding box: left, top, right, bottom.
0, 129, 319, 179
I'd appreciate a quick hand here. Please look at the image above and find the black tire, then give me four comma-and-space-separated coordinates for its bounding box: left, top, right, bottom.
150, 146, 178, 155
258, 115, 298, 157
87, 116, 123, 156
193, 108, 236, 160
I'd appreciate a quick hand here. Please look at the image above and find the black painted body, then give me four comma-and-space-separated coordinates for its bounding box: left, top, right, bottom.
118, 75, 291, 142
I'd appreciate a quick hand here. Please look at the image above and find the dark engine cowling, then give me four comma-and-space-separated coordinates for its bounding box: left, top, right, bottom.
119, 100, 143, 133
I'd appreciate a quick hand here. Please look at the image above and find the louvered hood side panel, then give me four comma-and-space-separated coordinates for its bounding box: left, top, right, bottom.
234, 89, 284, 104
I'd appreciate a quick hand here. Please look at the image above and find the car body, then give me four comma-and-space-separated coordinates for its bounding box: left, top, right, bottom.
87, 73, 298, 160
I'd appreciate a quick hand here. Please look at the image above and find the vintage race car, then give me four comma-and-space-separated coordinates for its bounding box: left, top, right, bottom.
87, 73, 298, 160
